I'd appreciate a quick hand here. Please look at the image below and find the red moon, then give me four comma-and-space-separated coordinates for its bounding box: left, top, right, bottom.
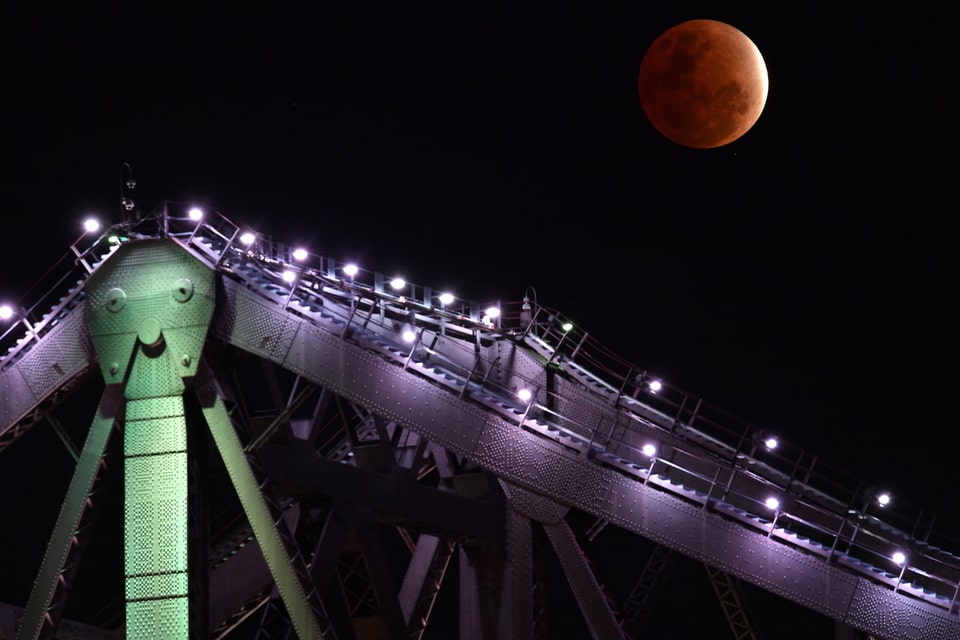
638, 19, 768, 149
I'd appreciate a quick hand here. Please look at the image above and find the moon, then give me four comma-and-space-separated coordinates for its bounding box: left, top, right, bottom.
638, 19, 769, 149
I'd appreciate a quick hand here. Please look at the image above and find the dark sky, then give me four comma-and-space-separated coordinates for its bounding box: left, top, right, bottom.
2, 4, 958, 635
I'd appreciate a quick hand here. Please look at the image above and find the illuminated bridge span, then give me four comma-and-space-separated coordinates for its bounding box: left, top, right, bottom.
2, 204, 959, 640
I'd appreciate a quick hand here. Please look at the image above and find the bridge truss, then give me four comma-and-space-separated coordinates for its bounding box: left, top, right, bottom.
2, 204, 959, 639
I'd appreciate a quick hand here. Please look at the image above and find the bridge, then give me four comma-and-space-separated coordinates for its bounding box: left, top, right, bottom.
2, 203, 958, 639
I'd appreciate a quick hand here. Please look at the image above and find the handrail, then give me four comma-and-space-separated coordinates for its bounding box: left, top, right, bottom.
3, 202, 959, 615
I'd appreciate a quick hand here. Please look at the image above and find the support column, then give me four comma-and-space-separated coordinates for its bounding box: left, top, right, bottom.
18, 386, 121, 640
123, 396, 191, 637
197, 365, 328, 640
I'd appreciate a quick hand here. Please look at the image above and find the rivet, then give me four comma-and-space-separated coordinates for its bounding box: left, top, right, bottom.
182, 355, 191, 367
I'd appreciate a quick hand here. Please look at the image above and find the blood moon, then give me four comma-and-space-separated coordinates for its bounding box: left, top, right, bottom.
638, 19, 768, 149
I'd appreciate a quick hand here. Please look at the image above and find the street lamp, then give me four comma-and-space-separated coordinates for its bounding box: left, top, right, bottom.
520, 286, 537, 331
121, 162, 136, 226
69, 216, 104, 273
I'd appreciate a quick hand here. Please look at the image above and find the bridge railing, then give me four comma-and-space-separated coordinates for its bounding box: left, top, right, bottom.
0, 227, 123, 371
6, 202, 960, 614
170, 204, 960, 606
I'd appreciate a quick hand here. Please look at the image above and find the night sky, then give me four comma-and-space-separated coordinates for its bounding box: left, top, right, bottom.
2, 4, 958, 637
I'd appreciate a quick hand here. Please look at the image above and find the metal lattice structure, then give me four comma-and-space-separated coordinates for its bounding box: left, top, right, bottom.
3, 204, 960, 639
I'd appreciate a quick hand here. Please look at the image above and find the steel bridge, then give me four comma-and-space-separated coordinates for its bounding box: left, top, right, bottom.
2, 204, 959, 639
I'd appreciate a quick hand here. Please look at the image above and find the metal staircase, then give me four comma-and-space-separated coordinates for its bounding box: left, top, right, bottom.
3, 203, 960, 639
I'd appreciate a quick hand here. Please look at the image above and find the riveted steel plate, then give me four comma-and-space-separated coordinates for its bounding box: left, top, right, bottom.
124, 416, 187, 457
126, 396, 187, 422
213, 273, 960, 640
126, 598, 189, 639
124, 451, 189, 576
85, 239, 215, 389
845, 580, 956, 640
0, 362, 35, 431
0, 308, 93, 432
125, 572, 188, 601
212, 279, 300, 362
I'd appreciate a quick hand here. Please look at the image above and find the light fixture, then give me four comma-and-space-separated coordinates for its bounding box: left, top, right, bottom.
121, 162, 136, 214
239, 232, 256, 246
439, 292, 454, 306
481, 305, 500, 328
642, 443, 657, 457
390, 277, 406, 290
343, 263, 359, 278
765, 497, 780, 510
877, 492, 891, 507
648, 379, 662, 393
401, 328, 417, 343
517, 388, 533, 403
764, 436, 779, 450
282, 270, 296, 283
188, 207, 203, 222
561, 321, 573, 332
520, 292, 533, 327
892, 551, 906, 566
0, 304, 14, 321
122, 162, 136, 190
84, 218, 100, 233
292, 248, 308, 261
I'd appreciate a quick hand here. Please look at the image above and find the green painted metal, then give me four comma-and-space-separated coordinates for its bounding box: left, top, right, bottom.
22, 237, 331, 637
199, 376, 324, 640
123, 397, 191, 638
17, 386, 121, 640
84, 239, 216, 638
75, 237, 325, 638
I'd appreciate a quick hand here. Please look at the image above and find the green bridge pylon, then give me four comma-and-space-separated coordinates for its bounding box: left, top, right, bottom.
19, 238, 328, 640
